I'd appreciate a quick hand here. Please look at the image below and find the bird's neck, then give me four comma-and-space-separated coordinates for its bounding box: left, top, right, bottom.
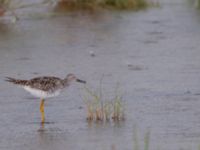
62, 78, 70, 87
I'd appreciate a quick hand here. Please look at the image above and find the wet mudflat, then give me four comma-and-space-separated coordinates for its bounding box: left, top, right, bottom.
0, 0, 200, 150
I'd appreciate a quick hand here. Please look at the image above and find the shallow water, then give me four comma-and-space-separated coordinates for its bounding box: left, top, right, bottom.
0, 0, 200, 150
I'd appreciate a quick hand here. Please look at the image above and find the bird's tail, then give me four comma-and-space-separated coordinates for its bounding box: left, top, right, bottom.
5, 77, 28, 85
5, 77, 17, 83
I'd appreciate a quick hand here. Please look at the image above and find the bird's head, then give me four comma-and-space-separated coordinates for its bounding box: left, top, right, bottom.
66, 73, 86, 84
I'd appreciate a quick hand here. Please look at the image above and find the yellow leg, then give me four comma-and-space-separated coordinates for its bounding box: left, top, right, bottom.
40, 99, 45, 123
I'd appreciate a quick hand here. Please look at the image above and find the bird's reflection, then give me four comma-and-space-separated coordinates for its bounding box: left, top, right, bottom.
38, 122, 46, 132
36, 122, 68, 150
37, 121, 56, 132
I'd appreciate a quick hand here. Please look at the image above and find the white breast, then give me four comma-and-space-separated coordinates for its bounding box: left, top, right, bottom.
23, 86, 61, 98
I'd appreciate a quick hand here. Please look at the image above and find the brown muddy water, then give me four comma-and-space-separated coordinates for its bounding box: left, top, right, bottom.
0, 0, 200, 150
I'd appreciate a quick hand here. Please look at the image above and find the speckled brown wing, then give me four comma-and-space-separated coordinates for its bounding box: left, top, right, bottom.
28, 76, 64, 92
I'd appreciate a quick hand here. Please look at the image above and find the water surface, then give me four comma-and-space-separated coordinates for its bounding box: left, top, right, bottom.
0, 0, 200, 150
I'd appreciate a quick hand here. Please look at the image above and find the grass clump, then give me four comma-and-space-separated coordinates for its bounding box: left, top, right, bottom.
101, 0, 148, 10
53, 0, 99, 11
54, 0, 150, 11
0, 0, 52, 20
83, 83, 125, 122
0, 0, 20, 20
133, 128, 151, 150
0, 0, 11, 16
0, 0, 11, 8
112, 94, 125, 121
196, 0, 200, 8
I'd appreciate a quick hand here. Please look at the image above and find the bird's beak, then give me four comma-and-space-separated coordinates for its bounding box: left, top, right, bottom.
76, 79, 86, 84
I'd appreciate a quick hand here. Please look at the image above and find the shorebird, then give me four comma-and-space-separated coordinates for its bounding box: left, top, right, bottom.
5, 74, 86, 123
